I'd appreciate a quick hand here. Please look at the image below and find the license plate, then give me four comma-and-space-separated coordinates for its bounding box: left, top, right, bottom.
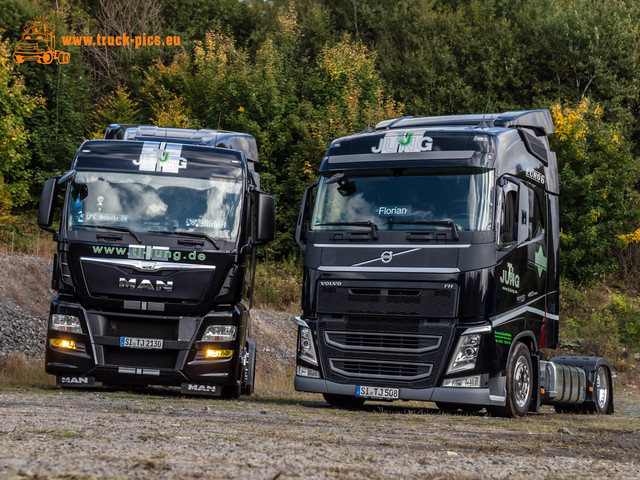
356, 385, 399, 400
120, 337, 163, 349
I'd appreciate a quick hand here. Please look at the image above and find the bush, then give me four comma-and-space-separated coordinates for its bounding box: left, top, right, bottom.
253, 259, 302, 312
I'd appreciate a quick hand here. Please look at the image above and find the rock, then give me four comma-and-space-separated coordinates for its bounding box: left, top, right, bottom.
557, 427, 572, 435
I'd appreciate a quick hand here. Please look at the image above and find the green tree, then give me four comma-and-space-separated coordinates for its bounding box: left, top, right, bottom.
550, 99, 640, 283
0, 34, 42, 211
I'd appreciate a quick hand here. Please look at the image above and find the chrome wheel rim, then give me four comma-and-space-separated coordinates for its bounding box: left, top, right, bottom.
514, 356, 531, 408
596, 367, 609, 411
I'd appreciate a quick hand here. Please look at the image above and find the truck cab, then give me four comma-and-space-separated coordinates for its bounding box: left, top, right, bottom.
38, 126, 275, 397
295, 110, 613, 416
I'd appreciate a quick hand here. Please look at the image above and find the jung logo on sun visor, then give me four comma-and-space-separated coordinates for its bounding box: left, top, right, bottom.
118, 278, 173, 291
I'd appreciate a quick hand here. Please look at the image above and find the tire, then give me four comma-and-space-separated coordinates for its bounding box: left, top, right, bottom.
582, 365, 611, 414
323, 393, 365, 409
489, 343, 532, 418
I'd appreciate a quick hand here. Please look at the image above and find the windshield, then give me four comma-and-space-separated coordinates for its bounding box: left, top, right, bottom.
67, 171, 243, 241
311, 169, 493, 232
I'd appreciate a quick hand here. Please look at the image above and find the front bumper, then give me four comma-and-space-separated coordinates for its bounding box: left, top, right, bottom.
295, 375, 507, 406
45, 296, 242, 387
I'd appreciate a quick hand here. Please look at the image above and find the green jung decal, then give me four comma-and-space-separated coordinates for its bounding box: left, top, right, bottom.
494, 331, 512, 345
158, 151, 169, 162
534, 245, 548, 277
398, 133, 412, 146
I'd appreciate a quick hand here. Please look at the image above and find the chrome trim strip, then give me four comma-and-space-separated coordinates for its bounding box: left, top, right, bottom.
324, 331, 441, 354
312, 244, 471, 249
329, 358, 433, 381
294, 316, 310, 328
318, 266, 460, 273
462, 325, 492, 335
353, 248, 420, 267
80, 257, 216, 272
491, 301, 559, 327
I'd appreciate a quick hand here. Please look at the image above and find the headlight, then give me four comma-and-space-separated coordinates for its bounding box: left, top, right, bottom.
298, 326, 318, 366
447, 334, 481, 374
50, 314, 82, 334
201, 325, 237, 342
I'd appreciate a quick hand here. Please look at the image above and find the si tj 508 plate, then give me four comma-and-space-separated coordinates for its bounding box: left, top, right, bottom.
356, 385, 399, 400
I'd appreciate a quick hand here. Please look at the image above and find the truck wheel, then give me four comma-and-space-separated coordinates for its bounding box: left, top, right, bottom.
489, 343, 532, 418
583, 365, 611, 414
323, 393, 365, 409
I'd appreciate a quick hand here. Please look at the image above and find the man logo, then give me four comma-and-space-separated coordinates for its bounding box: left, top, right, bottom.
381, 251, 393, 263
119, 278, 173, 291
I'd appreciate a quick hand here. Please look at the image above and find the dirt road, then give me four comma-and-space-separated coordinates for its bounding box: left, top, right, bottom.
0, 386, 638, 480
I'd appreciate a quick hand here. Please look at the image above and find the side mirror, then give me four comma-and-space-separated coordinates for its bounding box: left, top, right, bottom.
295, 181, 318, 251
38, 177, 58, 232
255, 192, 275, 244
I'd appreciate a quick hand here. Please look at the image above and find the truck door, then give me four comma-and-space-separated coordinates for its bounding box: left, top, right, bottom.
495, 179, 546, 317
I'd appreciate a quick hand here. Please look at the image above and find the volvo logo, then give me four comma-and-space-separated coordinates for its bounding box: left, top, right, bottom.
380, 251, 393, 263
118, 277, 174, 291
320, 281, 342, 286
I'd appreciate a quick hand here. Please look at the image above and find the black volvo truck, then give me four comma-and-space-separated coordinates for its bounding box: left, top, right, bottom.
294, 110, 614, 417
38, 125, 275, 397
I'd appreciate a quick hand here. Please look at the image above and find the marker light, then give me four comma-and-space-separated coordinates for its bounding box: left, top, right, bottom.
447, 334, 481, 374
50, 338, 77, 350
205, 349, 233, 359
296, 365, 321, 378
442, 375, 481, 388
51, 314, 82, 333
201, 325, 237, 342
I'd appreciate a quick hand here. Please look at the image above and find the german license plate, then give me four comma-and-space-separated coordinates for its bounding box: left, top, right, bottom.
356, 385, 399, 400
120, 337, 163, 349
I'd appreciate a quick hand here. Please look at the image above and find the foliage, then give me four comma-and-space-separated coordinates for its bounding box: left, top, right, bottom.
253, 259, 302, 312
560, 279, 640, 359
0, 34, 42, 210
550, 99, 640, 284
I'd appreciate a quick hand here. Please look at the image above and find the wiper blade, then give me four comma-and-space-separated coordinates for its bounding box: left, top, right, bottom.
314, 221, 378, 240
75, 224, 142, 243
149, 230, 220, 250
388, 220, 459, 240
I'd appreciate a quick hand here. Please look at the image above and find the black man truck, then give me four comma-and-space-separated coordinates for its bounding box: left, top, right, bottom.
294, 110, 614, 417
38, 125, 275, 397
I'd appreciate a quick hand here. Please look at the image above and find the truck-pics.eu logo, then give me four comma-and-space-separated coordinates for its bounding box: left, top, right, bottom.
14, 17, 70, 65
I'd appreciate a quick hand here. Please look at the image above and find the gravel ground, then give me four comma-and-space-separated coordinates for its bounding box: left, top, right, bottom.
0, 387, 639, 480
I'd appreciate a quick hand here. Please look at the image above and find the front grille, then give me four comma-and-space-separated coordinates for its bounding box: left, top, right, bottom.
104, 347, 177, 369
318, 315, 454, 389
324, 331, 441, 353
329, 359, 433, 381
317, 282, 458, 317
109, 318, 177, 340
